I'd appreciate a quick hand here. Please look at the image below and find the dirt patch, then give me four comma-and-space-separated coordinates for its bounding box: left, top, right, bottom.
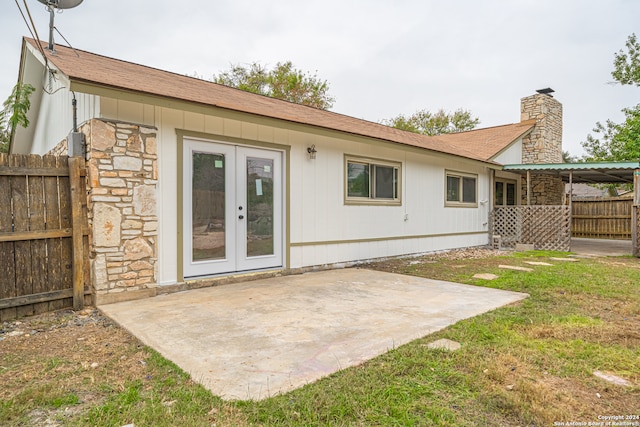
0, 308, 151, 426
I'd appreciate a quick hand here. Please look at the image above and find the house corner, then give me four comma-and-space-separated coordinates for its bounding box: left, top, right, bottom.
76, 119, 160, 304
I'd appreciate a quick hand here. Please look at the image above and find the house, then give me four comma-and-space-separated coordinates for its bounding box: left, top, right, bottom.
565, 183, 619, 200
11, 37, 564, 303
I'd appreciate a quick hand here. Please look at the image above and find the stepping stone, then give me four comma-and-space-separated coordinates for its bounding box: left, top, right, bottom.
499, 265, 533, 272
426, 339, 461, 351
473, 273, 499, 280
593, 371, 633, 387
550, 257, 579, 262
524, 261, 553, 266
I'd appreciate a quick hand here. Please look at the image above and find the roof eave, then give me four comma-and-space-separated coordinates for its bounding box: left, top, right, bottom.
69, 78, 497, 167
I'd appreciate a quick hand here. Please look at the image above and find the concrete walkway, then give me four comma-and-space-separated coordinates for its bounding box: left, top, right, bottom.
100, 268, 528, 401
571, 237, 632, 256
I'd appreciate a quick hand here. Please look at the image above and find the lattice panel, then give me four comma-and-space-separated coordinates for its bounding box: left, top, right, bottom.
490, 207, 521, 248
491, 206, 571, 251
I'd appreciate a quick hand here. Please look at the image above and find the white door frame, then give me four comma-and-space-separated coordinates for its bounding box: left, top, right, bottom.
182, 138, 284, 278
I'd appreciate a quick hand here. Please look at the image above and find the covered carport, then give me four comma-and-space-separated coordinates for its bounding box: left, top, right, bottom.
497, 161, 640, 257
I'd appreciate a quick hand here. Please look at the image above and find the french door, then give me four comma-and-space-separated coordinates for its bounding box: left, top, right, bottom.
183, 139, 283, 277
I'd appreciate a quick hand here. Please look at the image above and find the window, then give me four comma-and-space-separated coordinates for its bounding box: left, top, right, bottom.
345, 156, 401, 205
495, 180, 517, 206
445, 171, 477, 206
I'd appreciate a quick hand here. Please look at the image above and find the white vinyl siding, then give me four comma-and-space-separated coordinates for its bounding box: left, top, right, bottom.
99, 98, 491, 285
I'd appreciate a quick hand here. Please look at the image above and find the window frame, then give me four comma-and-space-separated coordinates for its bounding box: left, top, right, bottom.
494, 178, 518, 206
445, 170, 478, 208
344, 155, 402, 206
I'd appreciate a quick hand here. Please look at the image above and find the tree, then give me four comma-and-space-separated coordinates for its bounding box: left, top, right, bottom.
612, 33, 640, 86
562, 150, 579, 163
582, 105, 640, 161
0, 82, 35, 153
382, 108, 479, 136
581, 33, 640, 161
213, 61, 334, 110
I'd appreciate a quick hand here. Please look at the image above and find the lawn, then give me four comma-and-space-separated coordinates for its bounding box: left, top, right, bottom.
1, 249, 638, 426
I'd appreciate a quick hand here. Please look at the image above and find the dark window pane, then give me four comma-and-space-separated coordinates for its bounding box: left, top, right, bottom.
462, 177, 476, 203
347, 162, 369, 197
374, 165, 395, 199
506, 183, 516, 205
394, 168, 398, 199
495, 182, 504, 206
447, 176, 460, 201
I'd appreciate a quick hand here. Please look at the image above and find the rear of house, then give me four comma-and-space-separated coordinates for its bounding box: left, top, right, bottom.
13, 38, 549, 302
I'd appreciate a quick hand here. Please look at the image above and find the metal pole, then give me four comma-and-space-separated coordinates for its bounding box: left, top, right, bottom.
47, 6, 55, 51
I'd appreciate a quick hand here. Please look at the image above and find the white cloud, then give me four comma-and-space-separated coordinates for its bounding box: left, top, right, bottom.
1, 0, 638, 156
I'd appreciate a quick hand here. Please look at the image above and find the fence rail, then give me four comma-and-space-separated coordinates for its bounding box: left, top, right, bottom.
570, 198, 633, 240
0, 154, 89, 321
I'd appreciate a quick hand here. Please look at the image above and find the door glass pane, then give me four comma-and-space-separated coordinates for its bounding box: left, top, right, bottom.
495, 182, 504, 206
246, 157, 274, 257
192, 152, 225, 261
506, 183, 516, 205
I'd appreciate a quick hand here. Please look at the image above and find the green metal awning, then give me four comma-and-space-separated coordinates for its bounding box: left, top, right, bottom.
502, 162, 640, 184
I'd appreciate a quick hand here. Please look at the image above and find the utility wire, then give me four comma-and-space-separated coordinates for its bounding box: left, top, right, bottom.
14, 0, 39, 43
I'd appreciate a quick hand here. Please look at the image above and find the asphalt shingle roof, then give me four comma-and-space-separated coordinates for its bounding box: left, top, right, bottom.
25, 38, 532, 164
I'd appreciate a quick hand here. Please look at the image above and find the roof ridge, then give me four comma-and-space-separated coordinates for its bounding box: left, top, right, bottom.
437, 119, 536, 137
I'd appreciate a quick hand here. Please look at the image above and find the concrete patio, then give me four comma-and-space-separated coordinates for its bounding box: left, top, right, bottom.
571, 237, 632, 257
100, 268, 528, 401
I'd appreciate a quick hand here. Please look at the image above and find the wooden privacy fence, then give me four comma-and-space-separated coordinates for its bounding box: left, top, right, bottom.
570, 198, 633, 240
0, 154, 89, 321
490, 205, 571, 251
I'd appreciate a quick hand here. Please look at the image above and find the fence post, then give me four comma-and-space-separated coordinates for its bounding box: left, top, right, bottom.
633, 170, 639, 257
69, 157, 85, 310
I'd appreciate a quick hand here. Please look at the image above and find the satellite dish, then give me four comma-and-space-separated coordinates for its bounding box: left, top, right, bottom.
36, 0, 84, 51
37, 0, 84, 9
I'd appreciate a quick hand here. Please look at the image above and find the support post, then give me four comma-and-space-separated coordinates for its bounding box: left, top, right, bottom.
526, 170, 531, 206
633, 169, 639, 257
569, 170, 573, 250
69, 157, 85, 310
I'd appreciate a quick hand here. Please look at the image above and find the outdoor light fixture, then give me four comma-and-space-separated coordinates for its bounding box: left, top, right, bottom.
307, 145, 317, 160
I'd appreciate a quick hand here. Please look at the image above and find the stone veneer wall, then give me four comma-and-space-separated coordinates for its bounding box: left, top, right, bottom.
87, 119, 158, 296
63, 119, 159, 299
47, 119, 158, 299
520, 93, 564, 205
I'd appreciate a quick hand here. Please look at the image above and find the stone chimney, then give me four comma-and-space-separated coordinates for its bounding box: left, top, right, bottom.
520, 90, 564, 204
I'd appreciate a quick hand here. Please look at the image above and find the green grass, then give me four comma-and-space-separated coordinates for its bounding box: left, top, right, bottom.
75, 352, 238, 427
4, 250, 640, 426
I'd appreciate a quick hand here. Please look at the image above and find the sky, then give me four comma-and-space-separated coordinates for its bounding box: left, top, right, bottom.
1, 0, 639, 157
